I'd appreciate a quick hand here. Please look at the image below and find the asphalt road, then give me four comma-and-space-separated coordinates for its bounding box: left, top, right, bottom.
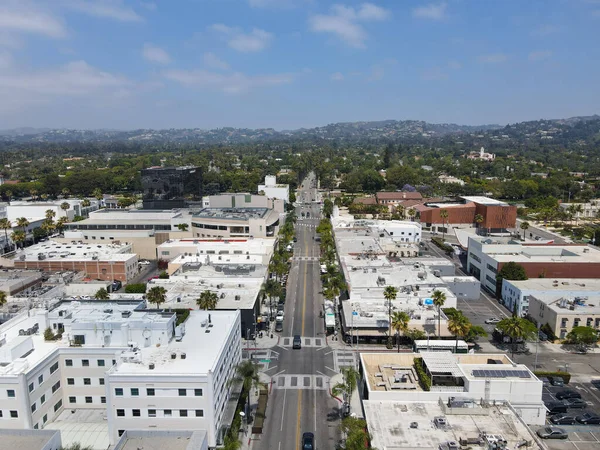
255, 174, 339, 450
514, 218, 568, 244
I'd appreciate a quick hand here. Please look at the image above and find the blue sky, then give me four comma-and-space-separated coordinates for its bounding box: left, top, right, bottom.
0, 0, 599, 130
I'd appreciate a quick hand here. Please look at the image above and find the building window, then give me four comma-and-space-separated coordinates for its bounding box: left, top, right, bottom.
10, 411, 18, 418
97, 359, 105, 367
7, 389, 15, 398
40, 394, 46, 404
486, 275, 496, 284
67, 378, 75, 385
101, 397, 106, 404
85, 397, 93, 404
180, 410, 188, 417
52, 381, 60, 393
65, 359, 73, 367
31, 403, 37, 413
38, 374, 44, 385
34, 424, 39, 430
164, 409, 172, 417
50, 361, 59, 374
116, 409, 125, 417
84, 378, 91, 385
178, 389, 187, 396
115, 388, 123, 396
43, 414, 47, 423
131, 388, 139, 396
82, 359, 89, 367
194, 389, 203, 396
195, 410, 204, 417
112, 360, 116, 366
99, 378, 105, 385
132, 409, 141, 417
118, 430, 125, 437
69, 396, 76, 404
29, 382, 34, 392
54, 400, 62, 412
148, 409, 156, 417
147, 388, 155, 396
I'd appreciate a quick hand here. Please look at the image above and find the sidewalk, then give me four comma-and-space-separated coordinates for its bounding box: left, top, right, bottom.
239, 372, 272, 450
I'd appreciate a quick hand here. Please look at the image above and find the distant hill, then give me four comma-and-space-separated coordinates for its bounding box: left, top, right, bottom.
0, 115, 598, 145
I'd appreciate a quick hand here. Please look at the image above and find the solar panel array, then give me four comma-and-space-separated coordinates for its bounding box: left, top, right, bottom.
472, 369, 531, 378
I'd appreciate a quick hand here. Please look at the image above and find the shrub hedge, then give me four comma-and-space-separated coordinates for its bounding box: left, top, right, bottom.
431, 237, 454, 254
252, 386, 269, 434
414, 357, 431, 391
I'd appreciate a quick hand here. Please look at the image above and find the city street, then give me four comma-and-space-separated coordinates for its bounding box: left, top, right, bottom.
254, 174, 340, 450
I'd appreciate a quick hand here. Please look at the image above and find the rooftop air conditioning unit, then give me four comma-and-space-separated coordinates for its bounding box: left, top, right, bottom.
171, 353, 177, 360
181, 353, 186, 359
149, 363, 155, 370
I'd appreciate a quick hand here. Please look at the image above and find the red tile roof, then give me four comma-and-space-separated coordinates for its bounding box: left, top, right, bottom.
376, 191, 423, 201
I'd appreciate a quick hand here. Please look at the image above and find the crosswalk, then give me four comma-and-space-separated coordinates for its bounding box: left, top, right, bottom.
291, 256, 320, 262
279, 336, 326, 348
333, 350, 357, 372
273, 374, 330, 390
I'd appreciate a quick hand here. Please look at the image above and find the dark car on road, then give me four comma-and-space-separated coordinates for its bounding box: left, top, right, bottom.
550, 414, 577, 425
556, 390, 581, 400
550, 376, 564, 387
564, 398, 587, 409
591, 379, 600, 389
275, 321, 283, 332
545, 402, 568, 415
293, 335, 302, 349
536, 427, 568, 440
576, 413, 600, 425
302, 432, 315, 450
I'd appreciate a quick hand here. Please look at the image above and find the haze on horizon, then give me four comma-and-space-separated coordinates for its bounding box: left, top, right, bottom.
0, 0, 598, 130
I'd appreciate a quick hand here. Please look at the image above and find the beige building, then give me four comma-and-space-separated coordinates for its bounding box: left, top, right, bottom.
528, 294, 600, 339
191, 208, 280, 239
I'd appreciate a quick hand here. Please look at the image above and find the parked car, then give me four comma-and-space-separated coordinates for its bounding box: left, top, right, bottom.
556, 390, 581, 400
275, 321, 283, 332
536, 427, 568, 440
591, 379, 600, 389
485, 317, 501, 324
293, 335, 302, 349
302, 432, 315, 450
545, 402, 568, 415
539, 377, 551, 387
538, 330, 548, 341
564, 398, 587, 409
550, 376, 565, 387
576, 413, 600, 425
550, 414, 576, 425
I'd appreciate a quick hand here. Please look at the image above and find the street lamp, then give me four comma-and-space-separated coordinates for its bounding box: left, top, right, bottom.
239, 411, 246, 435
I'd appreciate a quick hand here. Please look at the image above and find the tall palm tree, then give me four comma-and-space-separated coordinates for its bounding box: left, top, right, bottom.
0, 290, 7, 307
30, 189, 38, 201
146, 286, 167, 309
439, 209, 449, 240
95, 288, 109, 300
197, 290, 219, 310
474, 214, 484, 234
383, 286, 398, 348
81, 198, 91, 208
41, 219, 55, 237
55, 217, 68, 234
229, 360, 261, 415
93, 188, 103, 201
520, 221, 530, 240
5, 190, 12, 202
16, 217, 29, 233
62, 188, 70, 199
496, 316, 537, 358
432, 289, 447, 337
60, 202, 70, 217
45, 209, 56, 221
331, 366, 360, 413
447, 312, 471, 353
0, 218, 12, 251
11, 230, 26, 249
391, 310, 410, 352
407, 208, 417, 221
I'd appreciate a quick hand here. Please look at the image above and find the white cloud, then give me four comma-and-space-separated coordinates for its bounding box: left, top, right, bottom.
308, 3, 390, 48
203, 52, 230, 71
413, 2, 447, 21
248, 0, 295, 7
164, 69, 293, 94
330, 72, 344, 81
478, 54, 508, 64
528, 50, 552, 62
142, 44, 171, 64
210, 25, 273, 53
0, 2, 66, 38
447, 60, 462, 70
64, 0, 143, 22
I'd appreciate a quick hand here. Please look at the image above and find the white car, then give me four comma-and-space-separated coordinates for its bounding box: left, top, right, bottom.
276, 312, 284, 321
485, 317, 501, 324
139, 260, 151, 266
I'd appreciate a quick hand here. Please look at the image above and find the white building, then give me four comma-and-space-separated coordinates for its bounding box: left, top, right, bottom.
157, 238, 275, 266
438, 175, 465, 186
258, 175, 290, 203
7, 200, 100, 223
559, 201, 600, 219
0, 300, 241, 449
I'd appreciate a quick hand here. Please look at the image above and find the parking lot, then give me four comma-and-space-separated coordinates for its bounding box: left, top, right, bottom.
541, 382, 600, 450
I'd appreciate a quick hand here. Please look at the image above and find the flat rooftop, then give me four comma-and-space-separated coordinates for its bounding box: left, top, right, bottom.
364, 401, 541, 450
110, 310, 239, 376
14, 240, 136, 262
461, 196, 509, 206
0, 430, 60, 450
193, 207, 268, 221
118, 435, 202, 450
531, 294, 600, 315
45, 409, 109, 450
505, 277, 600, 292
78, 209, 185, 223
486, 243, 600, 263
158, 237, 274, 253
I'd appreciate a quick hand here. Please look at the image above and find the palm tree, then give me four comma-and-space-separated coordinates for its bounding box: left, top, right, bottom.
95, 288, 109, 300
0, 290, 7, 307
16, 217, 29, 233
45, 209, 56, 221
229, 360, 261, 415
30, 189, 38, 201
5, 190, 12, 202
55, 217, 68, 234
331, 366, 360, 413
196, 290, 219, 310
41, 219, 55, 236
81, 198, 91, 208
60, 202, 70, 217
432, 289, 447, 337
447, 312, 471, 353
407, 207, 417, 221
383, 286, 398, 348
496, 316, 537, 358
0, 218, 12, 251
391, 310, 410, 352
10, 230, 26, 249
474, 214, 484, 234
520, 221, 530, 240
62, 188, 70, 199
439, 209, 449, 240
146, 286, 167, 309
177, 223, 189, 232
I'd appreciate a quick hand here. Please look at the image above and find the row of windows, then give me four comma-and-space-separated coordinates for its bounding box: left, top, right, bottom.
69, 396, 106, 404
115, 388, 203, 397
486, 263, 497, 274
469, 253, 481, 263
31, 393, 47, 413
0, 410, 19, 418
485, 275, 496, 285
73, 224, 172, 231
116, 408, 204, 418
67, 377, 104, 386
65, 358, 113, 367
192, 223, 228, 230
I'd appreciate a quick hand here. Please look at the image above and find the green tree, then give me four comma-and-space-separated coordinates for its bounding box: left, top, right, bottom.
474, 214, 484, 232
55, 217, 68, 234
81, 198, 91, 208
0, 218, 12, 251
196, 290, 219, 310
60, 201, 70, 216
447, 311, 471, 352
565, 326, 598, 352
177, 223, 189, 232
146, 286, 167, 309
44, 327, 55, 341
16, 217, 30, 233
331, 366, 360, 413
391, 310, 410, 352
520, 221, 530, 240
62, 188, 70, 199
496, 261, 528, 298
0, 290, 7, 307
439, 209, 449, 240
340, 416, 372, 450
45, 209, 56, 221
383, 286, 398, 348
404, 328, 426, 342
407, 207, 417, 221
10, 230, 26, 249
93, 188, 103, 201
95, 288, 109, 300
432, 289, 447, 337
496, 316, 537, 358
229, 360, 261, 416
464, 325, 488, 342
125, 283, 147, 294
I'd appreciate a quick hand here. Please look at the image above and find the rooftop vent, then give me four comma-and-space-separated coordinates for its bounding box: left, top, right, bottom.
149, 363, 155, 370
181, 353, 186, 359
171, 353, 177, 360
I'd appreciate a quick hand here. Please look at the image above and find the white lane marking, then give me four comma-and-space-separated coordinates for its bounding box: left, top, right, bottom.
313, 388, 317, 434
280, 387, 287, 432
